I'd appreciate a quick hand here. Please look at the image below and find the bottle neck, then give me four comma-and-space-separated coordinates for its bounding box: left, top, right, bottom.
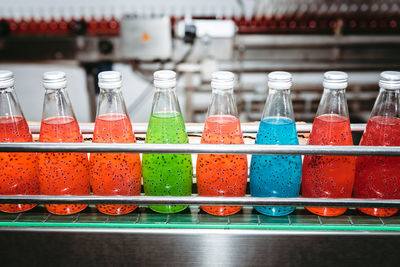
316, 87, 349, 118
97, 87, 129, 118
0, 86, 24, 119
42, 87, 77, 121
151, 86, 182, 115
207, 88, 238, 118
262, 88, 295, 121
370, 87, 400, 118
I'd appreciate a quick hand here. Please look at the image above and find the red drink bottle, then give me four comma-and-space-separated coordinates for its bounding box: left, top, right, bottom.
0, 70, 39, 213
354, 71, 400, 217
90, 71, 142, 215
196, 71, 247, 216
302, 71, 355, 216
38, 71, 90, 215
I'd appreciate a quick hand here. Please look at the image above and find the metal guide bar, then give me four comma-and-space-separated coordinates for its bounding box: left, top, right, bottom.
0, 142, 399, 156
28, 123, 367, 134
0, 195, 400, 208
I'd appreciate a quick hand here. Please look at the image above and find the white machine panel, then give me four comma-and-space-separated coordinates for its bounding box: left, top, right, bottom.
0, 63, 91, 123
121, 16, 172, 61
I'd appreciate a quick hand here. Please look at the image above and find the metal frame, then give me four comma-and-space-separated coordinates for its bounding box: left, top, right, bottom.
27, 123, 367, 134
0, 122, 398, 209
0, 195, 399, 208
1, 142, 399, 156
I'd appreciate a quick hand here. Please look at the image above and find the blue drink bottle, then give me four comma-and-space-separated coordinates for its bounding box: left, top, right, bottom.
250, 71, 302, 216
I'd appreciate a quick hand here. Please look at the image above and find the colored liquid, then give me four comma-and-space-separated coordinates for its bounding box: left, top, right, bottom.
353, 116, 400, 217
250, 117, 302, 216
142, 112, 192, 213
38, 116, 90, 215
90, 113, 142, 215
302, 114, 355, 216
0, 115, 39, 213
196, 115, 248, 216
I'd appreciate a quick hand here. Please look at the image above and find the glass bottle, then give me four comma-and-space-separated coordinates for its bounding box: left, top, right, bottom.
250, 71, 302, 216
38, 71, 91, 215
0, 70, 40, 213
196, 71, 248, 216
142, 70, 193, 213
89, 71, 142, 215
302, 71, 355, 216
353, 71, 400, 217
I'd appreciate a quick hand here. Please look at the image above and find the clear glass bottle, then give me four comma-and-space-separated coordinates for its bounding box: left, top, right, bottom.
142, 70, 193, 213
196, 71, 248, 216
89, 71, 142, 215
250, 71, 302, 216
0, 70, 40, 213
354, 71, 400, 217
302, 71, 355, 216
38, 71, 91, 215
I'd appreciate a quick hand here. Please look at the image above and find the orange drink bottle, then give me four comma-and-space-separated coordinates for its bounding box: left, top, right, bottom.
38, 71, 90, 215
90, 71, 142, 215
196, 71, 247, 216
0, 70, 39, 213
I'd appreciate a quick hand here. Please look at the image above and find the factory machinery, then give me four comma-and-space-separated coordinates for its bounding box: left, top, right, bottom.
0, 0, 400, 266
1, 0, 400, 123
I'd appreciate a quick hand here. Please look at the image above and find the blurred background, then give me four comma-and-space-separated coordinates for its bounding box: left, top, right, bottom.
0, 0, 399, 123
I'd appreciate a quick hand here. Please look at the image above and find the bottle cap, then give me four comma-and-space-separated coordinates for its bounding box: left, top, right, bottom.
268, 71, 292, 90
0, 70, 14, 88
43, 71, 67, 89
379, 71, 400, 90
323, 71, 348, 89
98, 71, 122, 89
211, 71, 235, 90
153, 70, 176, 88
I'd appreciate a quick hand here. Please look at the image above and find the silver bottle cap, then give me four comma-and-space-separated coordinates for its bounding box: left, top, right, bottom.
323, 71, 348, 90
43, 71, 67, 89
268, 71, 292, 90
379, 71, 400, 90
153, 70, 176, 88
98, 71, 122, 89
0, 70, 14, 88
211, 71, 235, 90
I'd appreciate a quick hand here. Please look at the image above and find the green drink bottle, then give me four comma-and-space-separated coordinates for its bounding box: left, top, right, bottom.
142, 70, 193, 213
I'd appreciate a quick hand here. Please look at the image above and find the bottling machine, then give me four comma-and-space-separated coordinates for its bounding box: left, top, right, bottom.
0, 0, 400, 266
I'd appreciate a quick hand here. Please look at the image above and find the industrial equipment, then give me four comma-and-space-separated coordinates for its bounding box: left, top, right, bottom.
0, 1, 400, 266
0, 0, 399, 122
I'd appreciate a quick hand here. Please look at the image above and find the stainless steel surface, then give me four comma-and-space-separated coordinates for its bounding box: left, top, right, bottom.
0, 195, 400, 208
1, 142, 398, 156
4, 227, 400, 235
0, 226, 399, 267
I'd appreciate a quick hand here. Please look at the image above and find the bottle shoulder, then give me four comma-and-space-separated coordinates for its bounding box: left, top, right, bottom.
146, 112, 188, 144
256, 118, 298, 145
39, 116, 83, 142
93, 113, 135, 143
360, 116, 400, 146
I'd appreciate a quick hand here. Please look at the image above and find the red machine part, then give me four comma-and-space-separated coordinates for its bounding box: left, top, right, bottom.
0, 15, 399, 36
